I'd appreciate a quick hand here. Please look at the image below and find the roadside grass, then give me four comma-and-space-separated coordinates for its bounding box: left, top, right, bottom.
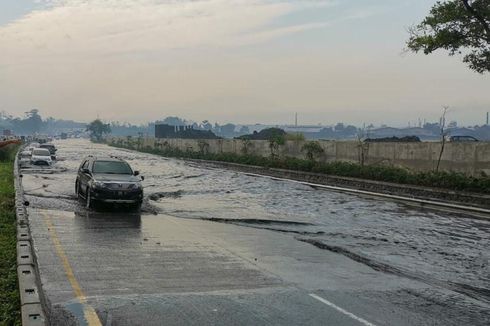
0, 145, 20, 326
110, 142, 490, 194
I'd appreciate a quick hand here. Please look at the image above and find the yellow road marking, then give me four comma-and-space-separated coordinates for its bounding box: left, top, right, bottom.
42, 212, 102, 326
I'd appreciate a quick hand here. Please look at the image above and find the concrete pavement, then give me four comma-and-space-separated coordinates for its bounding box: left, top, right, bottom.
26, 208, 482, 325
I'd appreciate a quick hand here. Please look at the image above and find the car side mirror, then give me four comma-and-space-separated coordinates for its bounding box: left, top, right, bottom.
82, 168, 91, 175
141, 176, 145, 181
134, 171, 140, 176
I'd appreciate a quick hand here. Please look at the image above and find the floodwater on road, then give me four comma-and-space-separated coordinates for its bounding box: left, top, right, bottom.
22, 139, 490, 314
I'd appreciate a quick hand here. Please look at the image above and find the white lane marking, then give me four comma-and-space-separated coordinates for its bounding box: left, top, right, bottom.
309, 293, 377, 326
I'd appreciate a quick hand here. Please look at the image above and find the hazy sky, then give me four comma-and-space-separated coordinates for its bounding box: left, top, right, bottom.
0, 0, 488, 126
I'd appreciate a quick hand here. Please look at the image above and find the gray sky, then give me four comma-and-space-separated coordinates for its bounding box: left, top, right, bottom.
0, 0, 489, 126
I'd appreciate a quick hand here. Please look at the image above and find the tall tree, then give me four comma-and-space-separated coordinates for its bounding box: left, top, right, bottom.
160, 116, 186, 126
436, 106, 450, 172
87, 119, 111, 141
23, 109, 43, 134
407, 0, 490, 73
219, 123, 236, 137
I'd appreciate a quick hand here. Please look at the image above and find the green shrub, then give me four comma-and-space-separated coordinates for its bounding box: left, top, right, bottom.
0, 145, 18, 162
0, 150, 21, 325
301, 141, 324, 161
285, 133, 305, 141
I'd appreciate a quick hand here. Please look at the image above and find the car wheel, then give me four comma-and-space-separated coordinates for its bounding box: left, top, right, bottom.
75, 180, 80, 198
86, 188, 93, 209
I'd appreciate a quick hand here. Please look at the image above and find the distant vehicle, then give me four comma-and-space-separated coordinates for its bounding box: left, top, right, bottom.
75, 156, 144, 209
19, 150, 32, 165
449, 135, 478, 142
30, 142, 40, 148
40, 143, 57, 159
20, 150, 32, 157
60, 133, 68, 139
30, 148, 53, 166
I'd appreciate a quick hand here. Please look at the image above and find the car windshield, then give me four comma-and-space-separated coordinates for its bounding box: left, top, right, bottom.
92, 161, 133, 174
32, 149, 50, 156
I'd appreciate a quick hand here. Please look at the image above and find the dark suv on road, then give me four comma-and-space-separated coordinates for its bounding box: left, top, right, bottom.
76, 156, 144, 209
40, 143, 57, 160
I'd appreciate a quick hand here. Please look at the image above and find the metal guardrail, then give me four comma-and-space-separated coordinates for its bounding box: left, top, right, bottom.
14, 150, 46, 325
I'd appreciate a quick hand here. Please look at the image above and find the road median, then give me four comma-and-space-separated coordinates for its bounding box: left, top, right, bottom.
195, 159, 490, 210
14, 148, 46, 326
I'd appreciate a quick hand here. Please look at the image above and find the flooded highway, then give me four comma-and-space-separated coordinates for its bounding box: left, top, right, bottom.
21, 139, 490, 325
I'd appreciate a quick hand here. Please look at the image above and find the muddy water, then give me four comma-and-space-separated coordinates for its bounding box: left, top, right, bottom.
22, 139, 490, 306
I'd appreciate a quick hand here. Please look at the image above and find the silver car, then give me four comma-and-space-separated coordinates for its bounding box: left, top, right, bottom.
30, 148, 53, 166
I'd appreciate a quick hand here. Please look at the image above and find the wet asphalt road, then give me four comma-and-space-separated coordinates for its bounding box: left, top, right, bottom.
21, 139, 490, 326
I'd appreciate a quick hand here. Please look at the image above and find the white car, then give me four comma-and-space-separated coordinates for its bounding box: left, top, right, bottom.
31, 148, 53, 166
19, 150, 32, 167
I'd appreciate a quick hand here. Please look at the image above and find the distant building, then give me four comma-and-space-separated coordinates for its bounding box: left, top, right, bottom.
283, 126, 324, 133
236, 128, 286, 140
155, 124, 177, 138
155, 124, 219, 139
3, 129, 12, 136
368, 127, 438, 140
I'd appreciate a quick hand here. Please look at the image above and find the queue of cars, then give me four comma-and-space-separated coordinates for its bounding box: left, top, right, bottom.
21, 142, 144, 211
20, 142, 57, 166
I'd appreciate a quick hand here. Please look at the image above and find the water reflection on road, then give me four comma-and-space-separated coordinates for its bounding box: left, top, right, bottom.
22, 139, 490, 306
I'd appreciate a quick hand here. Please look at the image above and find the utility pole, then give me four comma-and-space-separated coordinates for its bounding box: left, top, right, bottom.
487, 112, 489, 125
295, 112, 298, 127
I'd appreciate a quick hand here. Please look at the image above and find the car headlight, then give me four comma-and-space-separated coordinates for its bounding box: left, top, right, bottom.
92, 181, 106, 189
127, 182, 142, 190
133, 182, 143, 190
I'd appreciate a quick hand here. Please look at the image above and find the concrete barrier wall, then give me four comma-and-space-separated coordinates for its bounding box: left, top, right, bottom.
108, 137, 490, 176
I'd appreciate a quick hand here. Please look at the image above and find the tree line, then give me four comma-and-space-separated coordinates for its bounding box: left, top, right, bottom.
0, 109, 84, 135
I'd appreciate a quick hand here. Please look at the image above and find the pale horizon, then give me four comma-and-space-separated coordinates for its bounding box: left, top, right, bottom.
1, 0, 489, 127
